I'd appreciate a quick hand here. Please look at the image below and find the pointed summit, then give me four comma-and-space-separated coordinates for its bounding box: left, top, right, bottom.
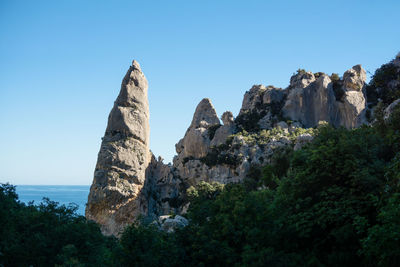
131, 59, 141, 71
190, 98, 220, 128
107, 60, 149, 144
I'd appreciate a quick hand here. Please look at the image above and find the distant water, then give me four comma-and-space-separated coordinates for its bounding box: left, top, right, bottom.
16, 185, 90, 216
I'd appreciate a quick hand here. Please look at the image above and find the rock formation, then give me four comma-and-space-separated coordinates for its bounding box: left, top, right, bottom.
282, 65, 367, 128
177, 98, 220, 159
86, 60, 151, 236
87, 55, 400, 236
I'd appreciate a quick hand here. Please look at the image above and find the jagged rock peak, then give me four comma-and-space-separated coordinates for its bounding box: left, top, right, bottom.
174, 98, 221, 159
190, 98, 220, 128
131, 59, 141, 70
86, 60, 151, 236
105, 59, 150, 145
116, 60, 148, 106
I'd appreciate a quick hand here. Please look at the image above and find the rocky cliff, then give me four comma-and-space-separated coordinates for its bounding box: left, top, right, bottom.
87, 55, 400, 236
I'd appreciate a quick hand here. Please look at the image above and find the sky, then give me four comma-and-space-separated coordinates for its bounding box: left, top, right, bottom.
0, 0, 399, 185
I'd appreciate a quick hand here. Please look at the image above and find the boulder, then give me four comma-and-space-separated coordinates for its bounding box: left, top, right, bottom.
159, 215, 189, 233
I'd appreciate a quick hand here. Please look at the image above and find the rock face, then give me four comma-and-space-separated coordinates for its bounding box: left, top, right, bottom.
86, 60, 151, 236
337, 65, 367, 128
283, 73, 335, 127
87, 58, 383, 235
282, 65, 367, 128
178, 98, 220, 159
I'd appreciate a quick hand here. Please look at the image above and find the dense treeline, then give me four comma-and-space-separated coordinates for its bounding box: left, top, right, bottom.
2, 61, 400, 266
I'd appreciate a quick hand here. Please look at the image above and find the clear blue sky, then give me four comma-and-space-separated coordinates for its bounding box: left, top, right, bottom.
0, 0, 399, 185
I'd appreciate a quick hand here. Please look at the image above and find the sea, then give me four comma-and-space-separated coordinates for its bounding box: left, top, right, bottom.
16, 185, 90, 216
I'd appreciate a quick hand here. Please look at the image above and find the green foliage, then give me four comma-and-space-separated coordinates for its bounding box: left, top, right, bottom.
117, 224, 184, 267
288, 127, 315, 141
330, 73, 340, 81
367, 62, 400, 105
273, 125, 391, 265
235, 109, 265, 132
374, 102, 400, 153
0, 184, 115, 267
361, 193, 400, 266
231, 126, 313, 146
200, 125, 314, 169
245, 146, 293, 191
313, 72, 325, 79
296, 68, 306, 75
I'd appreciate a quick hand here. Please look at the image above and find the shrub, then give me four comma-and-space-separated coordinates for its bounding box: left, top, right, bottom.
235, 110, 265, 132
367, 62, 400, 105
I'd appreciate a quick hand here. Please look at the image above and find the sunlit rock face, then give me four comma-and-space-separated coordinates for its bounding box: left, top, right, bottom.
282, 65, 367, 128
86, 60, 151, 236
180, 98, 220, 159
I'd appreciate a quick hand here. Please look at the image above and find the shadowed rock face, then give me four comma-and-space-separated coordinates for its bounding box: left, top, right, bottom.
86, 60, 151, 236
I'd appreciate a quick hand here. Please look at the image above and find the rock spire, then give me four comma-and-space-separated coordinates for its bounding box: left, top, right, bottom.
86, 60, 151, 236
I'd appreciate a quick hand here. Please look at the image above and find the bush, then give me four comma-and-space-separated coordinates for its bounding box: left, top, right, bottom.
235, 110, 265, 132
367, 63, 400, 105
